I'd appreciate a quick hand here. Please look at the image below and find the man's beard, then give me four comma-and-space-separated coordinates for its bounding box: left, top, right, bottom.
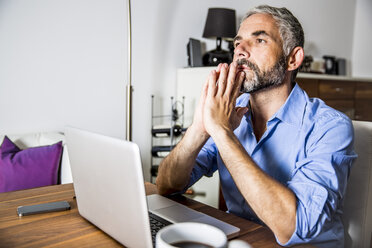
237, 55, 287, 94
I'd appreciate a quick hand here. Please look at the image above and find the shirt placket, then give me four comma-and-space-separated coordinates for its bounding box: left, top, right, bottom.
251, 118, 280, 156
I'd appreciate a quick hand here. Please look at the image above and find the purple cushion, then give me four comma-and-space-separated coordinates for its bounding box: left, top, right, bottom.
0, 136, 63, 193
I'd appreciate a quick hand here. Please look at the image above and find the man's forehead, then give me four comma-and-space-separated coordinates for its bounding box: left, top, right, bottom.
243, 12, 277, 25
237, 13, 280, 39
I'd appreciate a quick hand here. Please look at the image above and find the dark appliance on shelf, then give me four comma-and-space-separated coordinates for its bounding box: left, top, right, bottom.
187, 38, 202, 67
323, 55, 337, 75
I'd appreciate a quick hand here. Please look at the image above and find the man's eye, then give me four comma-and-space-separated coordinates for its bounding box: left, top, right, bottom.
257, 39, 266, 44
234, 42, 240, 48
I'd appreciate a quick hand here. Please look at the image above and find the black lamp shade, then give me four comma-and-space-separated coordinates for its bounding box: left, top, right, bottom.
202, 8, 236, 39
202, 8, 236, 66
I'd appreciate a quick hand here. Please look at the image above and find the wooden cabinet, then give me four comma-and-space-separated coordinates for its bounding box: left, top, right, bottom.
355, 82, 372, 121
318, 80, 355, 99
355, 99, 372, 121
298, 78, 318, 97
319, 80, 356, 119
297, 76, 372, 121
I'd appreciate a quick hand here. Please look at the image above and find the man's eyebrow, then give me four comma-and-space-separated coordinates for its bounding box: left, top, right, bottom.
233, 36, 242, 44
233, 30, 271, 44
252, 30, 270, 37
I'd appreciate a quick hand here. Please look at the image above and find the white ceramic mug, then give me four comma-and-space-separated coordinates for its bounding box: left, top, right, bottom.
156, 222, 252, 248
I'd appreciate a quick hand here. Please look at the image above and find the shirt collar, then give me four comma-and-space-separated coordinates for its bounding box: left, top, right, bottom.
271, 83, 306, 128
237, 83, 307, 128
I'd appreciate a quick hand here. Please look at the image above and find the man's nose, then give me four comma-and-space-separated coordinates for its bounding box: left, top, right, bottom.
234, 42, 250, 59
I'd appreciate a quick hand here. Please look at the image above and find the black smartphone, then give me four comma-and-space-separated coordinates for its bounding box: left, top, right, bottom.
17, 201, 71, 216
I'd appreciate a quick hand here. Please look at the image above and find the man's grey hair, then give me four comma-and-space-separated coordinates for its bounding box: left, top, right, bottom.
242, 5, 304, 81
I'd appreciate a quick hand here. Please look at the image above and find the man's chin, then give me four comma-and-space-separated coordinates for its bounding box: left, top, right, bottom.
243, 80, 285, 94
240, 80, 256, 93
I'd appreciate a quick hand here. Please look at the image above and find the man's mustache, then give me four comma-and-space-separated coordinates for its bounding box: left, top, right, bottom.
236, 59, 260, 72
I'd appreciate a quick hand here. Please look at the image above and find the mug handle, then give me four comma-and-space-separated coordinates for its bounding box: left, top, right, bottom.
228, 239, 253, 248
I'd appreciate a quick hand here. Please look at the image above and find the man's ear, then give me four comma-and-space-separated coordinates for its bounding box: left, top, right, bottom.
287, 47, 304, 72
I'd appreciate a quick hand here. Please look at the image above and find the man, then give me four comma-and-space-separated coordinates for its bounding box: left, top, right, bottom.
156, 5, 356, 247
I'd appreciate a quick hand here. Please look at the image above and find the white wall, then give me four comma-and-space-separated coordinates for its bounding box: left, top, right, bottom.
0, 0, 367, 181
0, 0, 127, 138
351, 0, 372, 78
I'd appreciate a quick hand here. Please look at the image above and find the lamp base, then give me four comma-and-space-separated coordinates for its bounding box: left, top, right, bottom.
202, 49, 232, 66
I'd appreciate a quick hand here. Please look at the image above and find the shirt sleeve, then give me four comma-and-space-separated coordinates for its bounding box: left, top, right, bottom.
279, 113, 357, 246
182, 137, 219, 191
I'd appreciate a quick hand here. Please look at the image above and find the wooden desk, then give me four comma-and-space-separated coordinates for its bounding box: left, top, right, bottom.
0, 183, 283, 248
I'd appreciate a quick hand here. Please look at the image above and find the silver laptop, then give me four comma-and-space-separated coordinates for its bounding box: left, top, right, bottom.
65, 127, 240, 248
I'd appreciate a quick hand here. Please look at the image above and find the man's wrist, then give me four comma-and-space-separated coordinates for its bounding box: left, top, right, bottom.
209, 125, 235, 145
187, 123, 210, 141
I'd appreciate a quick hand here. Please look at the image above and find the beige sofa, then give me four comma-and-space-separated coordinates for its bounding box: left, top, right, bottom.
343, 121, 372, 248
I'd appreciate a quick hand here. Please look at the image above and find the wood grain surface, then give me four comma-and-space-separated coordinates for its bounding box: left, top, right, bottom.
0, 183, 310, 248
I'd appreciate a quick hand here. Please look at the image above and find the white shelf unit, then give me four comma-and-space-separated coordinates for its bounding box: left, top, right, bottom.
150, 95, 186, 183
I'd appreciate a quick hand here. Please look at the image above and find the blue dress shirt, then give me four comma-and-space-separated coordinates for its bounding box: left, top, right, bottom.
185, 83, 357, 247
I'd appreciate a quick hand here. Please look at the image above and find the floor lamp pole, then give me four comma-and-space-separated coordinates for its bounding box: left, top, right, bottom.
126, 0, 133, 141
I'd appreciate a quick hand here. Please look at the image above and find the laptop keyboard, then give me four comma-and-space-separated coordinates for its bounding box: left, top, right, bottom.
149, 212, 172, 247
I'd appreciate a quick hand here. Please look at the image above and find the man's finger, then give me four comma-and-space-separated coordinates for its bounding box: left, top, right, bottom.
217, 63, 228, 96
200, 79, 209, 102
225, 62, 238, 96
236, 106, 249, 118
207, 70, 217, 97
232, 71, 245, 99
216, 63, 223, 73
